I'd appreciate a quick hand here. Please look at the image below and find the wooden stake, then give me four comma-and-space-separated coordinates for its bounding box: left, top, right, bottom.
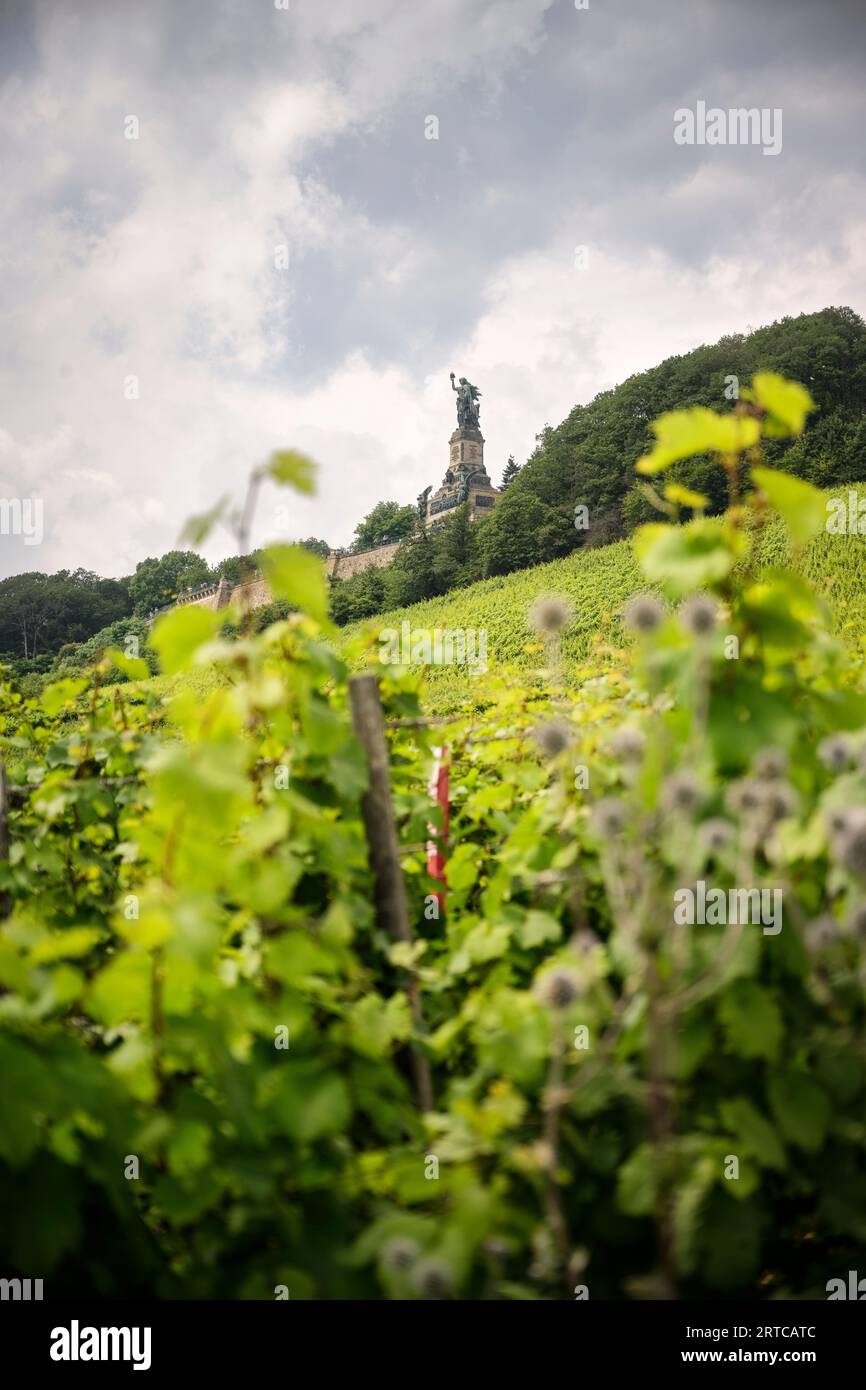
349, 674, 433, 1112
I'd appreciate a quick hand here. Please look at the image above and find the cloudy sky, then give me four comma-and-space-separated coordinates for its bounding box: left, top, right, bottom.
1, 0, 865, 579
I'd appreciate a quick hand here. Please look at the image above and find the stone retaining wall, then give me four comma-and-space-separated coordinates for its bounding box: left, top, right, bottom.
325, 540, 403, 580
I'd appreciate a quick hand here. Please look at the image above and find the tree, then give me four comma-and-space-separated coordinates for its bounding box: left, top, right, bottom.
213, 552, 262, 587
129, 551, 212, 615
53, 615, 156, 678
476, 491, 560, 576
500, 455, 521, 490
382, 529, 438, 608
352, 501, 416, 552
505, 306, 866, 555
328, 567, 387, 625
0, 569, 132, 660
430, 503, 479, 592
0, 573, 50, 658
299, 537, 331, 560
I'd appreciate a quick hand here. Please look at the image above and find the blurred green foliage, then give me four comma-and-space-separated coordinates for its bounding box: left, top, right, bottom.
1, 379, 865, 1300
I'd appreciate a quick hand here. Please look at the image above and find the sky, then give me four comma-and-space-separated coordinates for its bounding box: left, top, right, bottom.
1, 0, 865, 579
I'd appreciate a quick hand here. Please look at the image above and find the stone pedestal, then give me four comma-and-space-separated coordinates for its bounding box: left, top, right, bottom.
426, 426, 500, 525
449, 426, 485, 474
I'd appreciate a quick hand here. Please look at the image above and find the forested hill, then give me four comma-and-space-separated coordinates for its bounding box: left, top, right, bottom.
3, 307, 864, 669
509, 304, 866, 544
330, 305, 866, 622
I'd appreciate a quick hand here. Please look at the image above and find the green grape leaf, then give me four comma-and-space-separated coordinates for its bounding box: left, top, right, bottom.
751, 467, 825, 545
717, 981, 783, 1060
633, 518, 746, 596
260, 544, 329, 624
719, 1097, 787, 1171
768, 1071, 831, 1151
264, 450, 317, 495
749, 372, 815, 437
150, 605, 220, 675
40, 678, 88, 715
636, 407, 759, 474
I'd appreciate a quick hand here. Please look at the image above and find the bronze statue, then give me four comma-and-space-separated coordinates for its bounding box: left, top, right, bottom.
450, 371, 481, 429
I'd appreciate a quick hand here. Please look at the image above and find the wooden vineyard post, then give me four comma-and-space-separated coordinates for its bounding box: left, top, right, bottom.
0, 762, 11, 920
348, 674, 434, 1113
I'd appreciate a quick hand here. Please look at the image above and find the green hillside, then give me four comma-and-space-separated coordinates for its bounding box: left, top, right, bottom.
331, 306, 866, 624
342, 492, 866, 711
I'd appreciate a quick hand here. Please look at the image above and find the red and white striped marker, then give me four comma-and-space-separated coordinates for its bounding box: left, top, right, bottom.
426, 745, 449, 913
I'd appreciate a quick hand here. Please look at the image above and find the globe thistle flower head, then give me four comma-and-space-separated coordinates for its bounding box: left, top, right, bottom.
699, 818, 735, 853
531, 719, 573, 759
818, 734, 853, 774
753, 748, 789, 781
382, 1237, 420, 1273
592, 796, 627, 837
833, 808, 866, 879
847, 901, 866, 940
725, 778, 764, 818
534, 965, 582, 1010
572, 928, 601, 957
610, 726, 646, 765
412, 1258, 454, 1300
826, 807, 851, 838
662, 770, 704, 814
622, 592, 665, 635
762, 781, 800, 825
679, 592, 719, 637
805, 915, 838, 954
530, 594, 574, 635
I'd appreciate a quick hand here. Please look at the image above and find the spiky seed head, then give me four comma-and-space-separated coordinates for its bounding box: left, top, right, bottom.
572, 928, 600, 957
530, 594, 574, 635
806, 915, 838, 954
829, 805, 866, 841
846, 901, 866, 940
699, 818, 735, 852
532, 719, 573, 759
534, 966, 582, 1010
753, 748, 789, 780
382, 1237, 420, 1273
762, 781, 800, 824
826, 807, 850, 837
662, 770, 704, 813
836, 809, 866, 879
622, 592, 665, 635
679, 592, 719, 636
818, 734, 853, 773
412, 1258, 454, 1300
592, 796, 627, 836
610, 726, 646, 765
725, 778, 764, 817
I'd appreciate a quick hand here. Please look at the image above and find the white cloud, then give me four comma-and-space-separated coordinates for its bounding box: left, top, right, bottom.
0, 0, 864, 580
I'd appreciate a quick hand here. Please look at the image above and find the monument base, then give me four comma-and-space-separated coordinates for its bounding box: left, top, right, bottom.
425, 425, 500, 525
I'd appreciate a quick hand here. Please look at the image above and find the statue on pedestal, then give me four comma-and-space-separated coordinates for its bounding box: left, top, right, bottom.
450, 372, 482, 429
